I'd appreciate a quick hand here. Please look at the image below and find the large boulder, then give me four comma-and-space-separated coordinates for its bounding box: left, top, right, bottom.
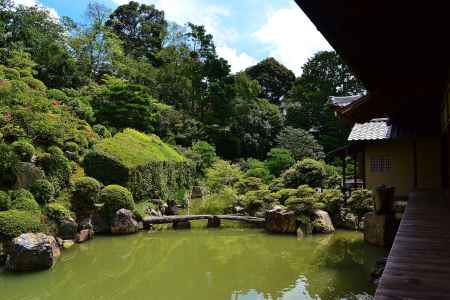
58, 218, 78, 240
76, 229, 94, 243
265, 208, 297, 234
312, 209, 335, 234
6, 233, 60, 272
91, 212, 110, 234
111, 209, 139, 235
14, 162, 45, 189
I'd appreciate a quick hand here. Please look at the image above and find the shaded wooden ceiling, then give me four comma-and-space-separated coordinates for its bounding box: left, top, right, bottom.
295, 1, 450, 124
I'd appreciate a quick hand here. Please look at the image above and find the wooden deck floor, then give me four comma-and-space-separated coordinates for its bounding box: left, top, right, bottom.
375, 191, 450, 299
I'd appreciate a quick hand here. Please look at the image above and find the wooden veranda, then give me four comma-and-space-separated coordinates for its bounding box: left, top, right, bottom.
375, 190, 450, 299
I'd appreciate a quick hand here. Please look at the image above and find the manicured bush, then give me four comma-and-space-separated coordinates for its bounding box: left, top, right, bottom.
3, 67, 20, 80
285, 185, 319, 214
29, 120, 64, 146
84, 129, 194, 201
265, 148, 295, 177
11, 140, 35, 162
30, 179, 55, 205
21, 77, 46, 92
282, 159, 327, 188
9, 189, 40, 212
318, 189, 344, 219
0, 210, 43, 240
64, 141, 79, 153
47, 146, 64, 157
47, 89, 69, 102
273, 188, 297, 205
347, 189, 373, 223
36, 151, 71, 192
0, 191, 11, 211
0, 144, 18, 187
192, 187, 237, 215
100, 185, 135, 221
71, 177, 102, 218
93, 124, 112, 139
324, 164, 342, 189
191, 141, 217, 174
206, 160, 243, 193
242, 188, 275, 215
46, 202, 72, 223
234, 177, 266, 194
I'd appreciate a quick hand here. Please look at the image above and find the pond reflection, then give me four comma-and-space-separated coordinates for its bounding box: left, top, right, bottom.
0, 228, 384, 300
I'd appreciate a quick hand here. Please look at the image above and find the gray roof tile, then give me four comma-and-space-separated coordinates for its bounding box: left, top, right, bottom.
348, 118, 391, 141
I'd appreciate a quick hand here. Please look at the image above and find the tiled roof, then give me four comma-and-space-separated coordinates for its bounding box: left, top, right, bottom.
329, 95, 363, 108
348, 118, 391, 141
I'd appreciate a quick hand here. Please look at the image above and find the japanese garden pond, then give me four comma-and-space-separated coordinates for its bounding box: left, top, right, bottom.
0, 228, 384, 300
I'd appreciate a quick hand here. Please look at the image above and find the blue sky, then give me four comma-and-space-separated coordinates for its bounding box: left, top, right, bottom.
14, 0, 332, 75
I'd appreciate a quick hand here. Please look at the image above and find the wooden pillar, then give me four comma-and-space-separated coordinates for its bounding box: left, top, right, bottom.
362, 145, 366, 188
413, 139, 418, 189
353, 154, 358, 189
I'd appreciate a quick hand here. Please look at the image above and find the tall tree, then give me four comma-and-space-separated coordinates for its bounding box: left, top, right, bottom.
106, 1, 167, 64
285, 51, 365, 152
245, 57, 295, 105
0, 4, 81, 87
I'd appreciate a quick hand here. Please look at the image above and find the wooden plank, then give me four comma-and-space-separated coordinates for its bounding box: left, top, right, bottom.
375, 191, 450, 299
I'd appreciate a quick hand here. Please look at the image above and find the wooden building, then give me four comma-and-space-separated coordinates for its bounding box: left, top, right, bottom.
295, 1, 450, 299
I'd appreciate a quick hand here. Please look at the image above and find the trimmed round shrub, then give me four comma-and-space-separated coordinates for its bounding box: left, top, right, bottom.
30, 179, 55, 205
100, 185, 135, 221
282, 159, 327, 188
11, 140, 35, 162
46, 202, 72, 223
93, 124, 112, 139
21, 77, 46, 92
64, 141, 79, 153
47, 146, 64, 157
71, 177, 102, 218
3, 67, 20, 80
0, 191, 11, 211
9, 189, 40, 212
0, 210, 43, 240
36, 152, 71, 192
265, 148, 295, 177
347, 189, 373, 223
47, 89, 69, 102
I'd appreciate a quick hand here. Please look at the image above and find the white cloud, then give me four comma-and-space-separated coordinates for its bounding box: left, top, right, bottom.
13, 0, 59, 19
217, 46, 257, 73
110, 0, 257, 73
254, 3, 332, 75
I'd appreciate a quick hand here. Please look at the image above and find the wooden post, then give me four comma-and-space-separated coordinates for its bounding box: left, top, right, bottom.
363, 146, 367, 188
413, 139, 418, 189
354, 154, 358, 189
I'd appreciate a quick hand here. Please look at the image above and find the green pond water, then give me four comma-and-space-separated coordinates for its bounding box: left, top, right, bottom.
0, 228, 384, 300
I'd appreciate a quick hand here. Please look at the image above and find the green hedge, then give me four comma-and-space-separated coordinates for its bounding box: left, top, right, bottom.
0, 210, 44, 240
9, 189, 40, 212
84, 129, 194, 201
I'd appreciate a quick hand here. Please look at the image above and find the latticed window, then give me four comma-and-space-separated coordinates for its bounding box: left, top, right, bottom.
370, 156, 392, 172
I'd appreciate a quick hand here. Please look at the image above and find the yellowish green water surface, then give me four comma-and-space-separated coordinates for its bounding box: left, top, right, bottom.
0, 229, 384, 300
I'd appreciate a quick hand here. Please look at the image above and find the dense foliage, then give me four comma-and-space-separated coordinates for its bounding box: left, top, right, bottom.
0, 1, 365, 240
